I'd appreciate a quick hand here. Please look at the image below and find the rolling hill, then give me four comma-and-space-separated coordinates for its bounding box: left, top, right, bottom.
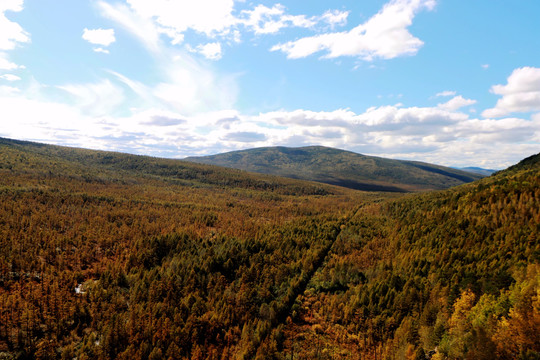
185, 146, 484, 192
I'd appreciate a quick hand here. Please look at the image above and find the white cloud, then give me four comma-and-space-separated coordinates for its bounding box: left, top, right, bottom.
188, 42, 222, 61
239, 5, 349, 35
0, 1, 28, 71
437, 95, 476, 111
151, 55, 238, 113
320, 10, 349, 29
82, 28, 116, 47
0, 84, 20, 95
58, 79, 125, 117
240, 4, 314, 34
0, 52, 23, 70
97, 0, 349, 57
0, 0, 30, 51
482, 67, 540, 118
435, 90, 456, 97
0, 73, 20, 81
481, 64, 489, 69
2, 79, 538, 168
97, 1, 239, 115
119, 0, 349, 43
97, 1, 162, 53
126, 0, 236, 38
93, 47, 110, 54
271, 0, 435, 60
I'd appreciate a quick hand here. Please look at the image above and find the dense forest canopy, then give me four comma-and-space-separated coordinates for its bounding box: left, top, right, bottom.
0, 137, 538, 359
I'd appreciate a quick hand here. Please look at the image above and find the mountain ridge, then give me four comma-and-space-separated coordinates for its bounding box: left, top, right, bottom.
185, 145, 484, 192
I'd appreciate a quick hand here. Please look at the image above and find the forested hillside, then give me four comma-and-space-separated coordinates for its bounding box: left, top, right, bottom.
0, 138, 379, 359
185, 146, 483, 192
275, 153, 540, 359
0, 138, 538, 359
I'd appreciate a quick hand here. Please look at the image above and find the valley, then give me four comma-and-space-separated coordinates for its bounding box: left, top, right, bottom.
0, 138, 538, 359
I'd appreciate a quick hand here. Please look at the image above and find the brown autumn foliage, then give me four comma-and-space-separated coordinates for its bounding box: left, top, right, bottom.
0, 138, 538, 359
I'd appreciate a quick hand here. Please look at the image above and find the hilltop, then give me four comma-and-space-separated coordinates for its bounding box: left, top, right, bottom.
185, 146, 484, 192
0, 138, 337, 196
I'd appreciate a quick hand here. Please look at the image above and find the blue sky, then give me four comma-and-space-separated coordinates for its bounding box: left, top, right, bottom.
1, 0, 539, 168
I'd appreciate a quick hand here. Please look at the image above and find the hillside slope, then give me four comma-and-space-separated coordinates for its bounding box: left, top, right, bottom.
0, 138, 335, 196
0, 137, 378, 359
185, 146, 483, 192
275, 151, 540, 359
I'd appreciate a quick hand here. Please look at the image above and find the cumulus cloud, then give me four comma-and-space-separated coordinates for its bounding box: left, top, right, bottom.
239, 5, 349, 35
271, 0, 435, 60
0, 0, 30, 51
97, 0, 349, 58
482, 67, 540, 118
320, 10, 349, 29
437, 95, 476, 111
82, 28, 116, 46
188, 42, 223, 61
0, 1, 28, 70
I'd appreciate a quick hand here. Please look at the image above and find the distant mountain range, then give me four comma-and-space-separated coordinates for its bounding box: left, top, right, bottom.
455, 166, 497, 176
185, 146, 484, 192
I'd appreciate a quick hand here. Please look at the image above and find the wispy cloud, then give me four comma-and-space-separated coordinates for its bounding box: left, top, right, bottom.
0, 52, 24, 70
93, 47, 110, 54
0, 73, 21, 81
57, 79, 125, 117
97, 1, 162, 53
435, 90, 456, 97
96, 1, 239, 114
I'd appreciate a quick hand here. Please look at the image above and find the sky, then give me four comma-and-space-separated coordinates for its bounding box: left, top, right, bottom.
0, 0, 539, 169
